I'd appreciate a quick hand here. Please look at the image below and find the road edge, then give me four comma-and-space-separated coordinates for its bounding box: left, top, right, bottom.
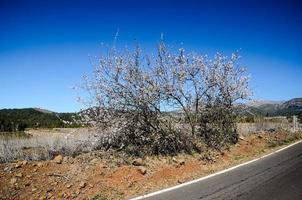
130, 139, 302, 200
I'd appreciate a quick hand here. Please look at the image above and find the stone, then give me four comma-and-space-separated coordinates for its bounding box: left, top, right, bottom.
172, 157, 185, 166
15, 172, 23, 178
132, 158, 144, 166
137, 166, 147, 175
22, 160, 28, 165
66, 184, 72, 188
79, 181, 86, 189
101, 164, 108, 168
53, 155, 63, 164
37, 162, 43, 168
14, 162, 22, 168
178, 159, 185, 166
90, 158, 98, 164
177, 179, 184, 184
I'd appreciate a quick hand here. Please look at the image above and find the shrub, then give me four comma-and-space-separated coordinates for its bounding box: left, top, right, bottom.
77, 38, 250, 154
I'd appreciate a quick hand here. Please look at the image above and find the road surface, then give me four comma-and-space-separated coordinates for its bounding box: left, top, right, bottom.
140, 141, 302, 200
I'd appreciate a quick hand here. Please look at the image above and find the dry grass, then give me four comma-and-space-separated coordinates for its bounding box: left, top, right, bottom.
0, 128, 102, 163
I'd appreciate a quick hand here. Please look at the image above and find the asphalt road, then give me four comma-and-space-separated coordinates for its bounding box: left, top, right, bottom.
142, 141, 302, 200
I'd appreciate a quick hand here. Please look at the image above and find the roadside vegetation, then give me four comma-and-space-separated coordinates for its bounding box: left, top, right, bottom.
76, 39, 250, 156
1, 129, 301, 200
0, 128, 101, 163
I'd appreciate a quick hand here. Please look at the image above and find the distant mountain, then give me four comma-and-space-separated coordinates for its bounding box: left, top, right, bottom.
0, 108, 78, 132
247, 100, 285, 107
246, 98, 302, 116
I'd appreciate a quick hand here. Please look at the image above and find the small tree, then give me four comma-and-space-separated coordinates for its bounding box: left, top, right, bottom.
154, 42, 250, 148
77, 39, 251, 154
78, 45, 195, 155
200, 52, 250, 148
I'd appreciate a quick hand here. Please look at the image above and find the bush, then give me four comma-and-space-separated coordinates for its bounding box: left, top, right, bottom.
77, 38, 250, 155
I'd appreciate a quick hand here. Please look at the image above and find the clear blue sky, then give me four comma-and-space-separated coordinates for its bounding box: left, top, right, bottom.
0, 0, 301, 112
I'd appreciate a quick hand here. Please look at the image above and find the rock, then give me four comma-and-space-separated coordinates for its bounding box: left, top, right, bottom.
4, 167, 10, 172
178, 159, 185, 166
172, 157, 185, 166
25, 182, 30, 187
15, 172, 23, 178
137, 166, 147, 175
33, 168, 38, 172
14, 162, 22, 168
177, 179, 184, 184
100, 164, 108, 168
37, 162, 43, 168
31, 187, 37, 192
258, 135, 264, 139
10, 177, 17, 184
79, 181, 86, 189
132, 158, 144, 166
53, 155, 63, 164
90, 158, 98, 164
62, 156, 69, 163
66, 184, 72, 188
22, 160, 28, 165
239, 136, 245, 140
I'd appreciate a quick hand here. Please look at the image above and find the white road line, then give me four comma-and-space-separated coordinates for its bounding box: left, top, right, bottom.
130, 139, 302, 200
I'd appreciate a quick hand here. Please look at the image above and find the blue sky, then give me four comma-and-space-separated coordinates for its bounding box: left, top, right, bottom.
0, 0, 301, 112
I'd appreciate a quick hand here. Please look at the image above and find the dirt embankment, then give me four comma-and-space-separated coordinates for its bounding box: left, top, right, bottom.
1, 131, 301, 200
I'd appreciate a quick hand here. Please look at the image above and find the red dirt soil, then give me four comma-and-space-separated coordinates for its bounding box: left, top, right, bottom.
0, 131, 299, 200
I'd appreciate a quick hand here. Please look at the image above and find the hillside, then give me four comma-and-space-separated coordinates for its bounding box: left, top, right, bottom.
0, 108, 77, 132
247, 98, 302, 116
1, 98, 301, 132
